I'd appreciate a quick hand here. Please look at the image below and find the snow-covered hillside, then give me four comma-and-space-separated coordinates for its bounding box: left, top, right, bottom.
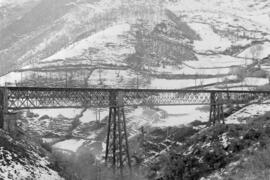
0, 0, 39, 7
1, 0, 270, 76
2, 1, 270, 179
2, 0, 270, 89
43, 23, 133, 65
0, 130, 63, 180
2, 0, 270, 146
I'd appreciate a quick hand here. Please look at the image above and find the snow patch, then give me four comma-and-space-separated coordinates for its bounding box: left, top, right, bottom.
30, 109, 82, 119
43, 23, 132, 62
226, 103, 270, 124
190, 23, 231, 52
238, 42, 270, 59
80, 109, 108, 123
52, 139, 85, 152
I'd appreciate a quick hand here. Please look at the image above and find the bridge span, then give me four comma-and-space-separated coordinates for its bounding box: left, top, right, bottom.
1, 86, 270, 173
1, 86, 269, 109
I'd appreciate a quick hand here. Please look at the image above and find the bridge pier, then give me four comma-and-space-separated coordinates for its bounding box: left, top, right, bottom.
209, 103, 224, 125
105, 106, 131, 175
105, 90, 131, 176
209, 92, 225, 125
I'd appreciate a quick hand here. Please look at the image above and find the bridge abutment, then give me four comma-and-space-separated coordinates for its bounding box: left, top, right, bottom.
0, 87, 7, 129
0, 109, 3, 129
3, 112, 19, 135
0, 87, 19, 136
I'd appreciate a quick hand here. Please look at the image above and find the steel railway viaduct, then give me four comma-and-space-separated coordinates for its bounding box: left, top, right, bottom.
1, 86, 270, 173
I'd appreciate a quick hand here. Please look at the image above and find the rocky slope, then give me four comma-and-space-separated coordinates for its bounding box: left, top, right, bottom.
0, 129, 63, 180
137, 111, 270, 180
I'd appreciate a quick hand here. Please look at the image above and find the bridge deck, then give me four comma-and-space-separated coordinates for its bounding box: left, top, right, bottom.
0, 86, 270, 110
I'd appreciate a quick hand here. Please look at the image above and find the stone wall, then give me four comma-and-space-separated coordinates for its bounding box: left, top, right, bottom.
3, 112, 18, 135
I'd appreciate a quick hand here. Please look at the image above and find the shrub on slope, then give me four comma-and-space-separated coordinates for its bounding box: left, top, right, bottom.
0, 130, 63, 180
204, 144, 270, 180
148, 116, 270, 180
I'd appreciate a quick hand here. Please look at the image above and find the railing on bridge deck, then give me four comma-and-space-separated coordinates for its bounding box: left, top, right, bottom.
1, 86, 270, 110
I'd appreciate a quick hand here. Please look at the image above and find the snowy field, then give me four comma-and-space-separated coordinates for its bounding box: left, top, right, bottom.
151, 54, 253, 76
226, 102, 270, 124
215, 77, 269, 90
150, 105, 209, 127
149, 75, 237, 89
79, 109, 108, 123
189, 23, 232, 52
0, 72, 22, 86
167, 0, 270, 31
52, 139, 86, 152
30, 109, 82, 119
238, 42, 270, 59
42, 23, 134, 65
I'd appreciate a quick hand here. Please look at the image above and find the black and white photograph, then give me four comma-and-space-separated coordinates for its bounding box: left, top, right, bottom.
1, 0, 270, 179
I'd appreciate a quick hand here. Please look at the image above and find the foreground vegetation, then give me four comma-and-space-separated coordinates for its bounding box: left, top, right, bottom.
135, 112, 270, 180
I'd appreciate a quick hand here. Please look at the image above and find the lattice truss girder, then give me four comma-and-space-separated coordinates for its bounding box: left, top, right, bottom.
211, 91, 268, 104
2, 87, 270, 110
7, 88, 111, 109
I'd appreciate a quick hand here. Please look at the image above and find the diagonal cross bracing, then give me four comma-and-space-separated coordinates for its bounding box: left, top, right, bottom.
1, 86, 270, 110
